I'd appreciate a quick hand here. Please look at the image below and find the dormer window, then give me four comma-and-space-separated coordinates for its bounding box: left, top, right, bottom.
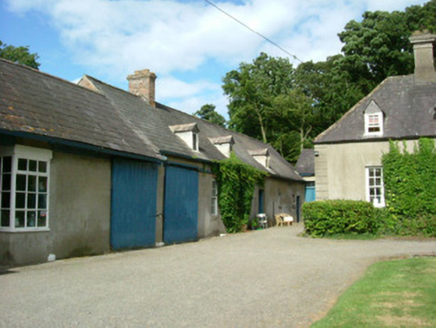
364, 100, 384, 136
169, 123, 200, 152
248, 148, 270, 168
209, 135, 235, 157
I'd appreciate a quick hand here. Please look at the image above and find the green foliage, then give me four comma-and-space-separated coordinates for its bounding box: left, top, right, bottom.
303, 200, 378, 237
194, 104, 226, 127
381, 139, 436, 236
0, 40, 40, 69
223, 53, 320, 163
212, 153, 267, 233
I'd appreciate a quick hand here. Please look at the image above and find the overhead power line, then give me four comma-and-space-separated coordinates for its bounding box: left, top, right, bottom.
204, 0, 302, 63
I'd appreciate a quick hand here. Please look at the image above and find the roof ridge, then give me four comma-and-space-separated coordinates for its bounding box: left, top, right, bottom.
0, 58, 107, 98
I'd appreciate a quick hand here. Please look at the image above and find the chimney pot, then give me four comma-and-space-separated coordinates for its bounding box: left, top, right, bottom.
409, 30, 436, 83
127, 69, 157, 106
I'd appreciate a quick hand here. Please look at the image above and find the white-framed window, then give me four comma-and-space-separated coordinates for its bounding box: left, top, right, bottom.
365, 112, 383, 135
366, 166, 385, 207
0, 145, 52, 231
211, 179, 218, 215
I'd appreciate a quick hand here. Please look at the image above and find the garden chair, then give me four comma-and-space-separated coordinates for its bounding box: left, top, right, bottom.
275, 213, 293, 226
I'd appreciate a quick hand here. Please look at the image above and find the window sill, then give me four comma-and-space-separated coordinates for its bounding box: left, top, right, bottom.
0, 228, 50, 233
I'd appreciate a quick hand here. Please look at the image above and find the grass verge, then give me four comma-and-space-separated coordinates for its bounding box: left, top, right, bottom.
311, 257, 436, 327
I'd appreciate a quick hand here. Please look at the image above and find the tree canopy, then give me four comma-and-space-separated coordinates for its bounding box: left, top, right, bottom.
0, 41, 40, 69
194, 104, 226, 127
222, 0, 436, 163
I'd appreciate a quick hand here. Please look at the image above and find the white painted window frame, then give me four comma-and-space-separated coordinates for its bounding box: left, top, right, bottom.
364, 112, 383, 136
0, 145, 52, 232
211, 179, 218, 215
365, 166, 385, 208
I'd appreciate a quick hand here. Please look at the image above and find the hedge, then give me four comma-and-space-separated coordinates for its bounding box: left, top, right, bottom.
303, 200, 378, 237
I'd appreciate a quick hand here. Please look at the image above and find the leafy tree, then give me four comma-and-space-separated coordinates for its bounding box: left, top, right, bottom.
335, 0, 436, 94
294, 55, 365, 136
194, 104, 226, 127
223, 52, 295, 144
0, 41, 40, 69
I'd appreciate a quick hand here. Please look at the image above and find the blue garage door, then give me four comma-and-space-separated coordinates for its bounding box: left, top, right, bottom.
111, 158, 158, 249
164, 165, 199, 244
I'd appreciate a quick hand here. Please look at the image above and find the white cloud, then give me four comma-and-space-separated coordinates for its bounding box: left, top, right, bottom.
157, 76, 220, 100
5, 0, 429, 116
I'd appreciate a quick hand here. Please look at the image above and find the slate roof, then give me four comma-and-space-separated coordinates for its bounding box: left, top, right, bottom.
0, 58, 161, 160
295, 149, 315, 177
314, 75, 436, 144
84, 75, 303, 182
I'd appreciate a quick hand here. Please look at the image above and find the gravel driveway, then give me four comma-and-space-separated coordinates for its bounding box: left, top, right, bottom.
1, 224, 435, 328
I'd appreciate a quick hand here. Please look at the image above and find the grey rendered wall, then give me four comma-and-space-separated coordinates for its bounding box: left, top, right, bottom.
263, 178, 305, 225
2, 151, 111, 266
198, 172, 226, 238
314, 140, 431, 202
315, 142, 389, 201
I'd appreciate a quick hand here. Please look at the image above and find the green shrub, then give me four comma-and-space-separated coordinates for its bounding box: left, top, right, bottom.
212, 153, 267, 233
303, 200, 378, 237
383, 139, 436, 219
380, 138, 436, 237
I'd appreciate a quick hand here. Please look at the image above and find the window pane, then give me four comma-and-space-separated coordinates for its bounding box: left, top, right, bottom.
38, 193, 47, 209
375, 178, 381, 186
1, 192, 10, 208
375, 169, 381, 176
27, 211, 37, 227
2, 174, 11, 191
369, 178, 374, 186
38, 211, 47, 227
28, 175, 37, 192
38, 177, 47, 192
18, 158, 27, 171
15, 211, 25, 228
27, 193, 36, 209
16, 192, 26, 209
1, 210, 9, 227
39, 161, 47, 173
16, 174, 27, 191
29, 160, 37, 172
3, 157, 12, 173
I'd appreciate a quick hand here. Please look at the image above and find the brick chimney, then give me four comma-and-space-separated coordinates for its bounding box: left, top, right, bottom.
409, 31, 436, 83
127, 69, 157, 106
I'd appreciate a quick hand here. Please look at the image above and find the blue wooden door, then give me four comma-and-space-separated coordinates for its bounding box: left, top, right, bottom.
305, 184, 316, 202
111, 158, 158, 249
164, 165, 198, 244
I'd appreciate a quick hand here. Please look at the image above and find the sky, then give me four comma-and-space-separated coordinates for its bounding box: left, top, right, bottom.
0, 0, 428, 118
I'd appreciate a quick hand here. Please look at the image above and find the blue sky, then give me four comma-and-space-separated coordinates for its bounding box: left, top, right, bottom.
0, 0, 427, 118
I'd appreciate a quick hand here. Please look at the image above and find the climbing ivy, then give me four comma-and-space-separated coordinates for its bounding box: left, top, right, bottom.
213, 153, 267, 233
381, 138, 436, 236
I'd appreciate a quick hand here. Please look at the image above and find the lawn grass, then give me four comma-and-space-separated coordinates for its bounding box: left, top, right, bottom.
311, 257, 436, 327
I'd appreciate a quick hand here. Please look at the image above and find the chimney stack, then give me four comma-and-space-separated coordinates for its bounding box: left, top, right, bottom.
409, 31, 436, 83
127, 69, 157, 106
